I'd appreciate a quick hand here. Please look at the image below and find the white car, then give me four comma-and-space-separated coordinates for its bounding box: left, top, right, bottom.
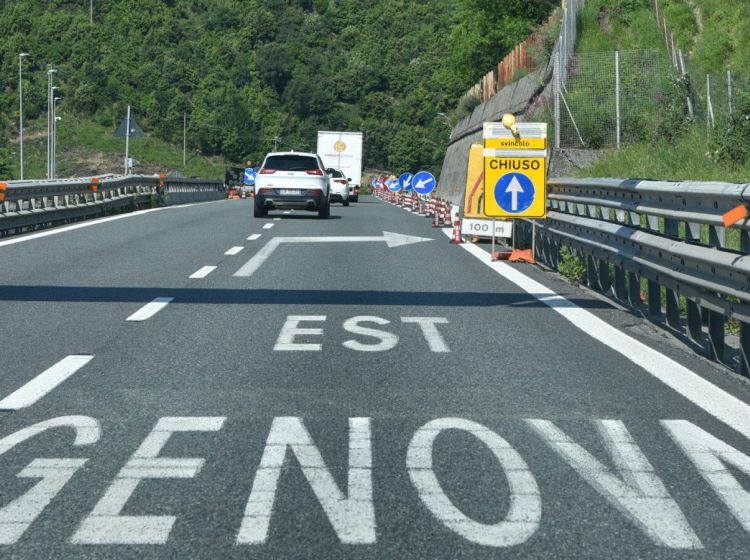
254, 152, 331, 218
326, 168, 350, 206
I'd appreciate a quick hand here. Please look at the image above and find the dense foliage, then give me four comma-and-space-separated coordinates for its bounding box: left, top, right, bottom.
0, 0, 555, 178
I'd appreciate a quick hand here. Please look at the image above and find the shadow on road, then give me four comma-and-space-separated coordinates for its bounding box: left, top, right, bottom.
0, 285, 614, 309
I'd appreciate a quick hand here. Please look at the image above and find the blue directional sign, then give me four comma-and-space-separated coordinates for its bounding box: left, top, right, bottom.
412, 171, 436, 196
399, 173, 414, 192
371, 177, 378, 187
493, 172, 535, 214
386, 178, 401, 192
243, 168, 257, 186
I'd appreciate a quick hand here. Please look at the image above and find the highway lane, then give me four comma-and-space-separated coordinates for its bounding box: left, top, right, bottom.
1, 197, 750, 558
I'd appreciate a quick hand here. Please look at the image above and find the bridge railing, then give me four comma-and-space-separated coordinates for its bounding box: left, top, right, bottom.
525, 177, 750, 376
0, 174, 225, 236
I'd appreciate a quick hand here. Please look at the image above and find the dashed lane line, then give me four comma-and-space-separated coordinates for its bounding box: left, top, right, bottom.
126, 297, 175, 322
189, 266, 217, 279
0, 355, 94, 410
447, 229, 750, 440
225, 246, 244, 255
247, 234, 262, 241
263, 224, 275, 230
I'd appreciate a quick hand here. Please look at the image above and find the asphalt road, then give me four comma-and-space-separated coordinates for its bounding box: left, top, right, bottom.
1, 196, 750, 559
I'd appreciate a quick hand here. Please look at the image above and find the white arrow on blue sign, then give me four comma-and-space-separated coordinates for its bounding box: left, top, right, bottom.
399, 173, 413, 192
243, 168, 257, 186
493, 172, 535, 213
386, 179, 401, 193
412, 171, 436, 196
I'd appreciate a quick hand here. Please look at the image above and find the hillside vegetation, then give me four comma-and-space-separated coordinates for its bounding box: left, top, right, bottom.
0, 0, 555, 180
573, 0, 750, 181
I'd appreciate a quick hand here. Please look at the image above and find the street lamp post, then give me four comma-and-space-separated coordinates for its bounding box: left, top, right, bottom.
53, 96, 61, 179
436, 112, 453, 130
46, 68, 57, 180
51, 87, 59, 179
18, 53, 29, 180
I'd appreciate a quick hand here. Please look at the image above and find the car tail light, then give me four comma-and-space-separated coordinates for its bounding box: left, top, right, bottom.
307, 189, 322, 196
354, 187, 360, 194
334, 179, 347, 184
258, 188, 273, 194
259, 168, 276, 174
306, 169, 324, 176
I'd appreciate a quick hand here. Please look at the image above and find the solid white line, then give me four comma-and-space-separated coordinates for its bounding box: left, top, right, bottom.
0, 355, 94, 410
234, 239, 281, 278
448, 229, 750, 439
0, 202, 222, 249
263, 224, 275, 230
247, 234, 261, 241
189, 266, 217, 279
126, 297, 174, 322
225, 246, 244, 255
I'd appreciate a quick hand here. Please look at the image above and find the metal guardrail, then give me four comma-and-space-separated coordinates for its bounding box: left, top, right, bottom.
0, 174, 225, 236
522, 177, 750, 376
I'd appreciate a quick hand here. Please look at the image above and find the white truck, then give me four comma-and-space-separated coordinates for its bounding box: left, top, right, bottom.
316, 131, 363, 202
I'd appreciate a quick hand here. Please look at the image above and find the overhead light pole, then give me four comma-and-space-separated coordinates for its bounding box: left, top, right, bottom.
46, 68, 57, 180
436, 112, 453, 130
183, 112, 187, 168
53, 96, 62, 179
19, 53, 29, 180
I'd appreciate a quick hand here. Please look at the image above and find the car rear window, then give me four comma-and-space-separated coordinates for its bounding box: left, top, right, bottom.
327, 169, 344, 178
264, 155, 319, 172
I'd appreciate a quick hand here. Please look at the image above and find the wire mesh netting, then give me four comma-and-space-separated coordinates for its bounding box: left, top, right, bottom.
687, 68, 750, 130
557, 50, 679, 149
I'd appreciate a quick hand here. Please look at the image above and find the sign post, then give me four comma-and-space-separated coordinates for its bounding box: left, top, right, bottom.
482, 116, 548, 262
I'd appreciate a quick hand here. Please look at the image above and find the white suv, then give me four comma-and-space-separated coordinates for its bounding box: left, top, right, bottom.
254, 152, 330, 218
326, 168, 350, 206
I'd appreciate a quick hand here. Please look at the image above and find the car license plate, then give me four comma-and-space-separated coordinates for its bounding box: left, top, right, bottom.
279, 189, 302, 195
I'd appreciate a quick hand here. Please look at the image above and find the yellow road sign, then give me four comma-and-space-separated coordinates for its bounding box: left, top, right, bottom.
463, 144, 485, 218
484, 137, 546, 150
483, 156, 547, 219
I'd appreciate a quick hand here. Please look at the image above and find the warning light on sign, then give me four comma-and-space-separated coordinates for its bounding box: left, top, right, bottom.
501, 113, 519, 136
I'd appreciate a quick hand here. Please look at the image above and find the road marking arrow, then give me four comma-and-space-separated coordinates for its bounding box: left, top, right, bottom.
505, 176, 524, 211
234, 231, 433, 277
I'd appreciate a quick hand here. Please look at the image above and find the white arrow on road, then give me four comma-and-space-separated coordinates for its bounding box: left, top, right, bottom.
234, 231, 433, 277
505, 176, 524, 211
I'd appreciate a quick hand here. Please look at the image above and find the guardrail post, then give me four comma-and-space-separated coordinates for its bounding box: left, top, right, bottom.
613, 266, 626, 300
586, 255, 597, 290
708, 311, 725, 362
686, 301, 703, 343
740, 323, 750, 378
664, 217, 681, 329
598, 259, 611, 292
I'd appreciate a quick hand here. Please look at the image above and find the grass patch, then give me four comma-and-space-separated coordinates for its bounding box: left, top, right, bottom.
10, 115, 230, 180
577, 0, 666, 53
576, 126, 750, 182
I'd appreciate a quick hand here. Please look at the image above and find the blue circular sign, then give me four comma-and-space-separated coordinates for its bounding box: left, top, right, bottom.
386, 178, 401, 193
399, 173, 414, 192
371, 177, 378, 187
494, 172, 535, 214
412, 171, 436, 195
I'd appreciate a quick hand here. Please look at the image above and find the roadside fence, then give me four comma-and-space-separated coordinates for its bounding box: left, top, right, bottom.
518, 177, 750, 377
0, 174, 224, 236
